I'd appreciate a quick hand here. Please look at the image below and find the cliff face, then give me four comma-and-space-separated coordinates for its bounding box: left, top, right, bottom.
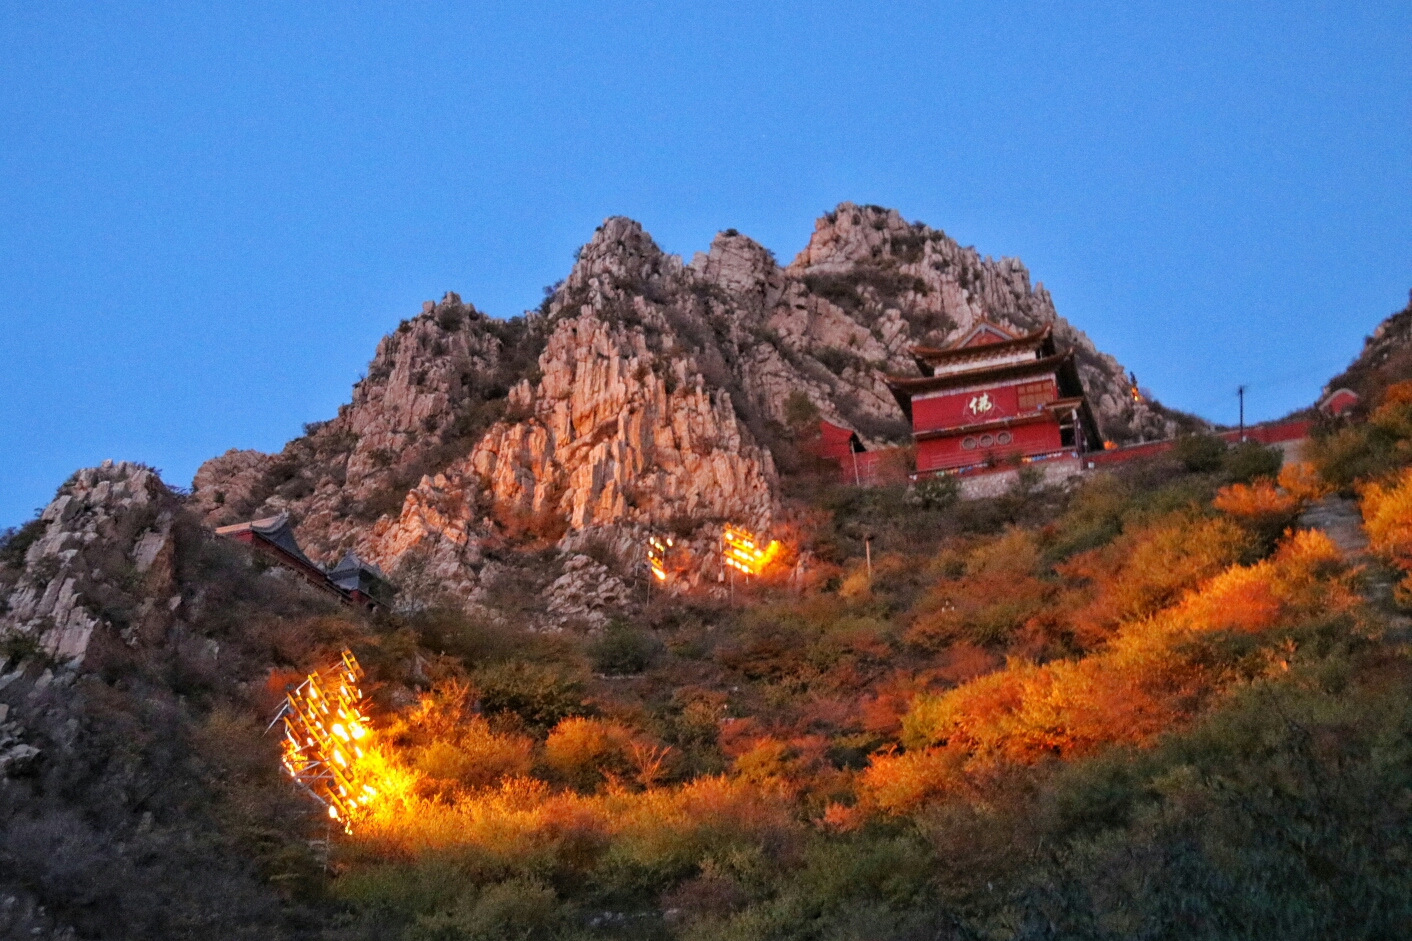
188, 204, 1171, 617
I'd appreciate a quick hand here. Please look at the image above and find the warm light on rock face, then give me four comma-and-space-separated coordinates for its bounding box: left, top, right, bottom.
274, 649, 375, 831
722, 524, 780, 576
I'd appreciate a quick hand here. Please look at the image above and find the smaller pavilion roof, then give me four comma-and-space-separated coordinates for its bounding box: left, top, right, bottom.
328, 550, 391, 593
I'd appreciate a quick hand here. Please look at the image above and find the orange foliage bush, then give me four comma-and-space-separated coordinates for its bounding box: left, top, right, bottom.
347, 770, 798, 880
1058, 514, 1251, 646
1213, 479, 1302, 520
1213, 478, 1306, 548
906, 529, 1056, 652
544, 717, 637, 791
1278, 461, 1333, 502
864, 529, 1358, 816
380, 681, 534, 798
1381, 379, 1412, 408
1360, 466, 1412, 604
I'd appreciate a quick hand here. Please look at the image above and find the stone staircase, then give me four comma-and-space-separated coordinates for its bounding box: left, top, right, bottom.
1299, 495, 1412, 638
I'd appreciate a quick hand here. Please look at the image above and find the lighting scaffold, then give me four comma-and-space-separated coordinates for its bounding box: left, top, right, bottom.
269, 649, 376, 831
721, 524, 780, 577
647, 534, 673, 582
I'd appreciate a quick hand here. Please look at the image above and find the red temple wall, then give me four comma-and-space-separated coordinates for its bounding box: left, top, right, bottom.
911, 378, 1055, 433
916, 420, 1063, 473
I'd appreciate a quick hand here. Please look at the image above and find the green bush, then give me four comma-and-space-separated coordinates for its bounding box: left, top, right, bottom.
783, 391, 820, 431
409, 878, 561, 941
0, 516, 46, 569
1172, 434, 1226, 472
473, 661, 587, 732
909, 474, 959, 511
1018, 674, 1412, 939
1223, 440, 1283, 483
589, 621, 660, 675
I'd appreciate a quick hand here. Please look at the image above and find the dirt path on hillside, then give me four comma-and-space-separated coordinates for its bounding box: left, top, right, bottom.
1298, 496, 1368, 556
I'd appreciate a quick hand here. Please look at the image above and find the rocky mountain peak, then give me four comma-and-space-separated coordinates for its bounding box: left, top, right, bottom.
690, 230, 783, 306
184, 206, 1183, 620
789, 201, 918, 273
558, 217, 680, 306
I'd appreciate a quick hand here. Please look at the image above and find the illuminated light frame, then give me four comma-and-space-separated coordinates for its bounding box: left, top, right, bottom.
721, 524, 780, 577
269, 649, 373, 831
646, 534, 673, 582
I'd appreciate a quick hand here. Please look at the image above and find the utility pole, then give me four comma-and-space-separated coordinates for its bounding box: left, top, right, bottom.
1238, 386, 1246, 442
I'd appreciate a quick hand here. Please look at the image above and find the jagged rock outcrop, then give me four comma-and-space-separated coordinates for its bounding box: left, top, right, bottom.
187, 203, 1171, 617
0, 461, 176, 667
190, 294, 539, 559
188, 447, 274, 521
545, 555, 633, 627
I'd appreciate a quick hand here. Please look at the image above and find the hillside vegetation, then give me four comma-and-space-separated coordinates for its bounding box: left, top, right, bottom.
308, 425, 1411, 941
6, 262, 1412, 940
9, 381, 1412, 938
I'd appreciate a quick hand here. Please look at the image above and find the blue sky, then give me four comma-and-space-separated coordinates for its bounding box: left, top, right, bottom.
2, 2, 1409, 527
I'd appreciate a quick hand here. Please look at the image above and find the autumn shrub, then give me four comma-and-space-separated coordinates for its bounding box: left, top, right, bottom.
1277, 459, 1333, 502
1057, 513, 1252, 645
1213, 477, 1304, 551
1360, 466, 1412, 605
416, 719, 534, 796
729, 736, 822, 792
906, 529, 1056, 652
544, 717, 637, 791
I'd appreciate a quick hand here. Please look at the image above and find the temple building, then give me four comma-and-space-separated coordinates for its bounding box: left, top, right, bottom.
885, 321, 1102, 478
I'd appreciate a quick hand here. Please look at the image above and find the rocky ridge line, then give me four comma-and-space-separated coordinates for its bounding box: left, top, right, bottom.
187, 204, 1176, 619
